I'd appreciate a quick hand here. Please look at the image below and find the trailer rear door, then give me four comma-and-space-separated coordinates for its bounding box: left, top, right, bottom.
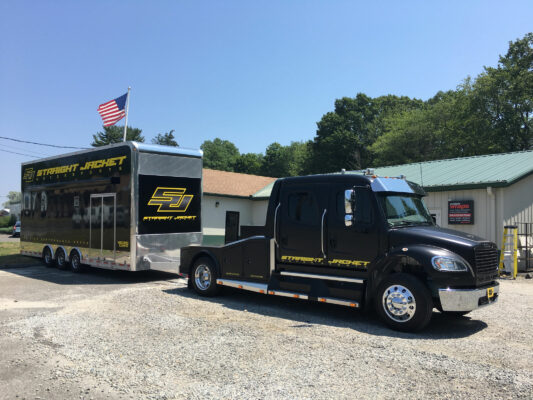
89, 193, 116, 260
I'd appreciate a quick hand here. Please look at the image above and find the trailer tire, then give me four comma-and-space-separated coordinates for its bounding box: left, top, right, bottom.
191, 257, 220, 297
70, 251, 83, 273
43, 247, 54, 268
375, 273, 433, 332
55, 248, 68, 270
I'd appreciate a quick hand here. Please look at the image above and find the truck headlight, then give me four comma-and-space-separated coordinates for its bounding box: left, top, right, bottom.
431, 256, 469, 272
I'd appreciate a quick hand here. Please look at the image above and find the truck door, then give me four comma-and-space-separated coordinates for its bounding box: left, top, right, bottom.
278, 183, 328, 264
89, 193, 116, 260
326, 184, 380, 269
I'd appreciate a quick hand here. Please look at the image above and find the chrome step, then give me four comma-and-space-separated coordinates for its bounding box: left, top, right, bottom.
280, 271, 365, 284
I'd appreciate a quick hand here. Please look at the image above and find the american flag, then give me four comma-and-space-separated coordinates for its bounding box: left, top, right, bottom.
97, 93, 128, 127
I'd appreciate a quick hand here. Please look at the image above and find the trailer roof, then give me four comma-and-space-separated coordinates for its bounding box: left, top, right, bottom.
21, 141, 202, 165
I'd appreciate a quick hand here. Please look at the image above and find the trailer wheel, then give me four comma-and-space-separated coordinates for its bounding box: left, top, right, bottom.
70, 251, 83, 273
43, 247, 54, 268
375, 273, 433, 332
55, 248, 68, 270
191, 257, 220, 297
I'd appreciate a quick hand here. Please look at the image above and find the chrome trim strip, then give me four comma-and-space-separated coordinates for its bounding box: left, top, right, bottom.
318, 297, 359, 308
321, 209, 327, 258
267, 290, 309, 300
217, 279, 268, 293
280, 271, 365, 284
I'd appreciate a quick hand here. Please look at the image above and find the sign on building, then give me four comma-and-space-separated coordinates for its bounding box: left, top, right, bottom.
448, 200, 474, 224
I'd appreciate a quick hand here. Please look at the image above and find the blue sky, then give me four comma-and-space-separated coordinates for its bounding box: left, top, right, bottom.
1, 0, 532, 200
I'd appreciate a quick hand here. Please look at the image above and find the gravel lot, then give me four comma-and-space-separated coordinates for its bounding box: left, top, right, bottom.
0, 264, 532, 400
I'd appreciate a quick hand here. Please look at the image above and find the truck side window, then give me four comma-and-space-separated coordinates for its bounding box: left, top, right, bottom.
288, 192, 319, 224
336, 189, 372, 225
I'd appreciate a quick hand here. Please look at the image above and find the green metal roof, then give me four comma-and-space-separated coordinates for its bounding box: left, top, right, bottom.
365, 150, 533, 192
252, 181, 275, 200
250, 150, 533, 198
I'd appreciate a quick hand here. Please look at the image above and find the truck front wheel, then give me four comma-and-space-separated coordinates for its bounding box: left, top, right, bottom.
191, 257, 220, 297
376, 273, 433, 332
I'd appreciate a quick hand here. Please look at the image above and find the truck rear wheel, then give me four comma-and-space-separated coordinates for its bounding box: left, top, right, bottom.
191, 257, 220, 297
376, 273, 433, 332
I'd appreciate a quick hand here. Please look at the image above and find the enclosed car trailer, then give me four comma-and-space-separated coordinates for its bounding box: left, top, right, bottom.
20, 142, 202, 272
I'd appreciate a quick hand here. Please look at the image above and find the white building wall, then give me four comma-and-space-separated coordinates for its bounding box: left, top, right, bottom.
502, 174, 533, 227
202, 195, 254, 239
424, 188, 497, 243
251, 200, 269, 226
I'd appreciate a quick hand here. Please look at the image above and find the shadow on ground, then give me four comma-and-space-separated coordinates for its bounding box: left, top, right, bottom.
1, 262, 181, 286
163, 285, 487, 339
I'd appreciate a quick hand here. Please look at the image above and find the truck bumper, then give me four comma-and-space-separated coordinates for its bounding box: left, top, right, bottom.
438, 282, 499, 312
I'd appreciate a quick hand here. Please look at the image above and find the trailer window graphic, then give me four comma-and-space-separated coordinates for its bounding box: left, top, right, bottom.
138, 175, 201, 234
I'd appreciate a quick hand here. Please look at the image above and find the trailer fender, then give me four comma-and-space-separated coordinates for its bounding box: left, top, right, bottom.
42, 244, 55, 259
69, 247, 82, 263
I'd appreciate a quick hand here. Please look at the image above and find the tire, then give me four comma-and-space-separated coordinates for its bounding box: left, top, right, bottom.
55, 248, 68, 270
375, 273, 433, 332
190, 257, 220, 297
70, 251, 83, 273
43, 247, 55, 268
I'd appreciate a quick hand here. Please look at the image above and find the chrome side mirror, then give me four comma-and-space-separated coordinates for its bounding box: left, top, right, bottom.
344, 189, 355, 227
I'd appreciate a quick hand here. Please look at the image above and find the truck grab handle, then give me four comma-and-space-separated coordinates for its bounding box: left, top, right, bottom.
274, 203, 281, 246
321, 209, 327, 258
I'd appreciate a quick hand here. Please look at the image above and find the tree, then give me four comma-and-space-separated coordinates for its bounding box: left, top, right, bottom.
201, 138, 240, 171
152, 130, 178, 146
92, 126, 145, 147
234, 153, 264, 175
2, 191, 21, 208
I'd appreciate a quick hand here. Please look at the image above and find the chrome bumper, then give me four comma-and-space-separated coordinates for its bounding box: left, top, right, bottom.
438, 283, 499, 312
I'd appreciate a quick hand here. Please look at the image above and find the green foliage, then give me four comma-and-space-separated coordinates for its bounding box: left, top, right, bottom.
152, 130, 178, 146
92, 126, 145, 147
201, 138, 240, 172
234, 153, 264, 175
2, 191, 21, 208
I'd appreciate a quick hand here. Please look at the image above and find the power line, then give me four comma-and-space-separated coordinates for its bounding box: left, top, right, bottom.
1, 143, 53, 157
0, 148, 40, 158
0, 135, 88, 150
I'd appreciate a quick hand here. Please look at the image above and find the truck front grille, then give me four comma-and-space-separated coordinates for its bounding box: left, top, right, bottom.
474, 243, 499, 284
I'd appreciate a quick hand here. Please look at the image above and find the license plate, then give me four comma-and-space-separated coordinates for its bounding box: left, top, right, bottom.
487, 287, 495, 299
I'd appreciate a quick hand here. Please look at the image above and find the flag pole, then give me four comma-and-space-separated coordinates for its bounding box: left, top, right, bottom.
123, 87, 131, 142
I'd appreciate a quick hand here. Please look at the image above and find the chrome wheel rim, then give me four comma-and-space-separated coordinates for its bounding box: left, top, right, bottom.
194, 265, 212, 291
44, 250, 52, 264
57, 251, 65, 267
72, 255, 80, 270
382, 284, 416, 323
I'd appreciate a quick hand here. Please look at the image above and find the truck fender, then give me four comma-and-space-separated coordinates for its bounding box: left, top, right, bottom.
365, 244, 461, 306
187, 249, 221, 276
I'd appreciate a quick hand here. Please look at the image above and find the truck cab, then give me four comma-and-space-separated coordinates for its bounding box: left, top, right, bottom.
180, 173, 499, 332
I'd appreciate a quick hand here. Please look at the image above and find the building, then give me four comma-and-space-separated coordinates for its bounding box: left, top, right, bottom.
201, 169, 275, 245
369, 150, 533, 270
202, 151, 533, 270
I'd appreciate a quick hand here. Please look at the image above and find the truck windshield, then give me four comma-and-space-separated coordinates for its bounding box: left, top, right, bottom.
378, 195, 433, 227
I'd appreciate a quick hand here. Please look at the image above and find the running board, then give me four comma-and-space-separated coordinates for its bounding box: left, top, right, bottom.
216, 279, 359, 308
280, 271, 365, 284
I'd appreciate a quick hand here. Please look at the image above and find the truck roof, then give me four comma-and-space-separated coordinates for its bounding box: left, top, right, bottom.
21, 141, 202, 166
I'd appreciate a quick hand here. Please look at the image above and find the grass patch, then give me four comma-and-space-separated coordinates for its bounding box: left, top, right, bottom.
0, 227, 13, 234
0, 242, 38, 267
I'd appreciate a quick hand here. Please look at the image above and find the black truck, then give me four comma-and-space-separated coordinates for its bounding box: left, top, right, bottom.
180, 172, 499, 331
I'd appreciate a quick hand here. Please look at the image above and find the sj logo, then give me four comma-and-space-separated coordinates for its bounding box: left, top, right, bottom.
147, 187, 193, 212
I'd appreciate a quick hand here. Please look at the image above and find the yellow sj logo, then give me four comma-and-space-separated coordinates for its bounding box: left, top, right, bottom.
487, 287, 495, 299
148, 187, 193, 212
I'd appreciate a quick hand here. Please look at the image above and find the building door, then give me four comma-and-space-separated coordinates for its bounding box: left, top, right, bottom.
89, 193, 116, 260
428, 208, 441, 226
225, 211, 240, 244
